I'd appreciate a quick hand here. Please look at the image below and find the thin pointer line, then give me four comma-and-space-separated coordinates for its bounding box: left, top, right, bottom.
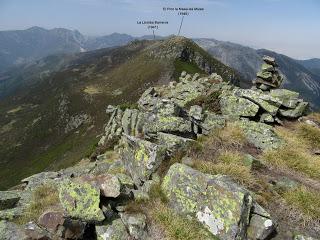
178, 16, 184, 36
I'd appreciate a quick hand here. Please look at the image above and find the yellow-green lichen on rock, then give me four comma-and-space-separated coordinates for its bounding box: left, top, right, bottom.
58, 180, 105, 222
236, 119, 282, 150
96, 218, 129, 240
120, 135, 166, 185
161, 163, 252, 240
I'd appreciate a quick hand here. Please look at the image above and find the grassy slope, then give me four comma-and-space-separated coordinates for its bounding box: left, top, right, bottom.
0, 41, 169, 189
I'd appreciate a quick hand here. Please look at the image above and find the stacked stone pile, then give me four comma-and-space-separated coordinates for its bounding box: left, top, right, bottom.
253, 56, 283, 91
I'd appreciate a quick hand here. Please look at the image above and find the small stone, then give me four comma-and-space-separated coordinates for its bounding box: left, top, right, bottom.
258, 84, 271, 91
247, 214, 276, 240
181, 71, 187, 78
294, 234, 318, 240
257, 71, 273, 81
260, 113, 274, 123
96, 218, 129, 240
261, 63, 274, 72
120, 213, 148, 239
263, 56, 276, 66
189, 105, 203, 121
38, 211, 64, 233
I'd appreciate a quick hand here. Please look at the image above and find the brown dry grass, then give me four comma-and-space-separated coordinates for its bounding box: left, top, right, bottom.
189, 124, 257, 188
282, 186, 320, 223
263, 124, 320, 180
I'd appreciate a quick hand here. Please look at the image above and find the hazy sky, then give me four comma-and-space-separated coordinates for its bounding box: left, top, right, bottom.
0, 0, 319, 59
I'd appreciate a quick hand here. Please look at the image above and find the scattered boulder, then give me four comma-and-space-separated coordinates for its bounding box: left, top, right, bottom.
144, 114, 193, 137
162, 163, 253, 240
199, 112, 226, 135
235, 89, 281, 116
58, 180, 105, 222
189, 105, 203, 121
120, 135, 166, 186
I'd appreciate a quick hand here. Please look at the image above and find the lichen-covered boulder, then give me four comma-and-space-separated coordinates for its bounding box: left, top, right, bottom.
157, 132, 194, 155
270, 89, 300, 108
279, 101, 308, 118
21, 171, 59, 190
96, 219, 129, 240
0, 190, 32, 221
162, 163, 253, 240
237, 119, 282, 150
0, 220, 29, 240
165, 80, 208, 107
78, 174, 121, 198
0, 191, 20, 211
220, 94, 259, 118
235, 89, 281, 116
59, 180, 105, 222
144, 114, 193, 136
120, 135, 166, 185
137, 87, 160, 112
154, 99, 181, 116
200, 112, 226, 135
257, 70, 273, 80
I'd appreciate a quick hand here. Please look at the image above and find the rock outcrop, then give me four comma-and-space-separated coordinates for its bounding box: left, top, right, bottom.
0, 61, 313, 239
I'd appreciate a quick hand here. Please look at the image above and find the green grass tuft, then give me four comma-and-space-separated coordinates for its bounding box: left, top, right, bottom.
173, 59, 205, 80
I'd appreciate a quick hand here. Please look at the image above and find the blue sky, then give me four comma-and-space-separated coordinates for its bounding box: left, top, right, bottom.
0, 0, 319, 59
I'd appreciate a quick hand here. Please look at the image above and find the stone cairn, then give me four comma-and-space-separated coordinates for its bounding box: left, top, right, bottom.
253, 56, 283, 91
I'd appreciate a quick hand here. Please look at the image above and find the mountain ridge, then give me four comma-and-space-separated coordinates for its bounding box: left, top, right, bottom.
0, 36, 241, 189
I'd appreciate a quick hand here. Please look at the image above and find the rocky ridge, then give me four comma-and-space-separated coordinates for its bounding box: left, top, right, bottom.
0, 59, 316, 239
